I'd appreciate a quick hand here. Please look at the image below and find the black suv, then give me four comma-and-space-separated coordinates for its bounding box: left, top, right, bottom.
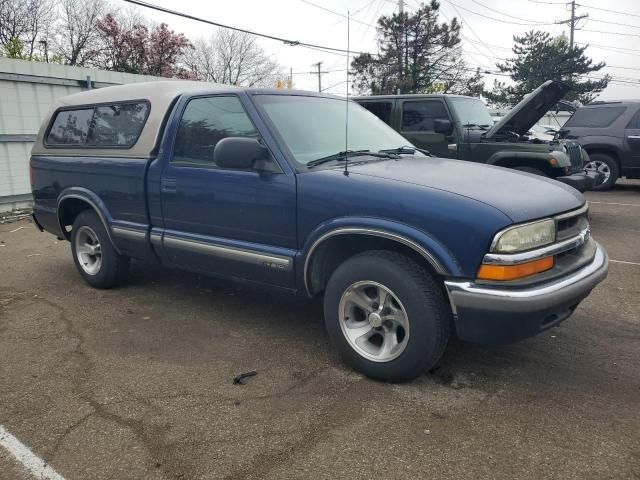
559, 100, 640, 190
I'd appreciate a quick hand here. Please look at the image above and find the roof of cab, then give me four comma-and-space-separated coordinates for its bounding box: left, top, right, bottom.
57, 80, 238, 107
32, 80, 242, 158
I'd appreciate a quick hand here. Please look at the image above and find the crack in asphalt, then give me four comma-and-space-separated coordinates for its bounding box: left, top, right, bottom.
222, 375, 367, 480
18, 293, 200, 480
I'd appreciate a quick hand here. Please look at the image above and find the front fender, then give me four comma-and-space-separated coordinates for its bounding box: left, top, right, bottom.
487, 150, 570, 168
298, 216, 463, 295
580, 139, 624, 160
57, 187, 120, 252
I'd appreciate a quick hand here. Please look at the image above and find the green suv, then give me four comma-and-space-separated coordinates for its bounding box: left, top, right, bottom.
354, 80, 597, 192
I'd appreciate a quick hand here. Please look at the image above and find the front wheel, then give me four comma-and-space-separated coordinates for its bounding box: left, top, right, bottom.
323, 250, 451, 383
70, 210, 129, 289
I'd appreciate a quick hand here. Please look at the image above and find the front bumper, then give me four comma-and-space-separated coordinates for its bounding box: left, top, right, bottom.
444, 243, 608, 344
556, 170, 600, 192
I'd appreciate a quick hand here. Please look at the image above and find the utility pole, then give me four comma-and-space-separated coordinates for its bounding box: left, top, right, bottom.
569, 0, 575, 47
398, 0, 403, 14
310, 62, 328, 93
556, 1, 588, 48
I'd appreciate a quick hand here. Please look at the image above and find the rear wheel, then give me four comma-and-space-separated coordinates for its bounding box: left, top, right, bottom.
71, 210, 129, 288
323, 250, 451, 383
584, 153, 619, 191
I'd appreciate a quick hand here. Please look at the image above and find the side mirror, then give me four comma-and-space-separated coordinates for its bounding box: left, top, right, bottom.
434, 119, 453, 136
213, 137, 268, 170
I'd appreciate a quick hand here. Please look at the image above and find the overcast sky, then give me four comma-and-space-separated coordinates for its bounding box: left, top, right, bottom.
131, 0, 640, 101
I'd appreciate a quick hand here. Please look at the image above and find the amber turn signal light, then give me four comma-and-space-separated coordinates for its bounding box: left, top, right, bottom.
477, 256, 554, 281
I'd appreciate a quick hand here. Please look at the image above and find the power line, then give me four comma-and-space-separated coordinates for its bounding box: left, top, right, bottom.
581, 28, 640, 39
297, 0, 375, 28
471, 0, 550, 24
577, 3, 640, 20
463, 36, 512, 52
588, 18, 640, 30
441, 7, 493, 67
353, 0, 380, 16
442, 0, 556, 26
122, 0, 370, 56
321, 79, 349, 92
604, 65, 640, 72
525, 0, 567, 4
577, 42, 640, 55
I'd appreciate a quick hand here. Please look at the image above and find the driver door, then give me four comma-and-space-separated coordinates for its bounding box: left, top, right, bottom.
158, 94, 297, 287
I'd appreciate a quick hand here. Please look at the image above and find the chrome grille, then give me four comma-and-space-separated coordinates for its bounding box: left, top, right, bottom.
563, 141, 584, 169
555, 204, 589, 242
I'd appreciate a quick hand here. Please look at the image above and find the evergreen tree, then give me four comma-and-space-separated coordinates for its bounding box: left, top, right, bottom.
351, 0, 481, 95
485, 30, 609, 107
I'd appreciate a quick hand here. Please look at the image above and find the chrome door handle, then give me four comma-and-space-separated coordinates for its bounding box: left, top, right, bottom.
628, 135, 640, 139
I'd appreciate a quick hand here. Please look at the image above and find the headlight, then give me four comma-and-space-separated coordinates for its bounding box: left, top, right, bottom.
492, 219, 555, 253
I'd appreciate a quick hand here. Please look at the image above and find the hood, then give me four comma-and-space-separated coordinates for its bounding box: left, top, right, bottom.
485, 80, 571, 138
346, 156, 584, 223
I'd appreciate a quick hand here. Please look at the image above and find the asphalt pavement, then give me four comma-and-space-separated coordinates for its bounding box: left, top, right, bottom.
0, 181, 638, 480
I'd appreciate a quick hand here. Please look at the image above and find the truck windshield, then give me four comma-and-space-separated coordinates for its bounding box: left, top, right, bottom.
253, 95, 412, 167
448, 97, 494, 128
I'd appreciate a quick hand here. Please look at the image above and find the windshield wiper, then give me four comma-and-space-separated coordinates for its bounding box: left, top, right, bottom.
307, 149, 398, 168
379, 146, 432, 156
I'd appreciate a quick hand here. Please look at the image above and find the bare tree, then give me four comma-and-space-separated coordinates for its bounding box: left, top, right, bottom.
184, 30, 282, 87
54, 0, 109, 66
0, 0, 55, 59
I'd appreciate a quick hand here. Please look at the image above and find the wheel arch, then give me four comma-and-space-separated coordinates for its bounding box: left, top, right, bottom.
56, 188, 120, 253
302, 222, 460, 298
582, 145, 621, 167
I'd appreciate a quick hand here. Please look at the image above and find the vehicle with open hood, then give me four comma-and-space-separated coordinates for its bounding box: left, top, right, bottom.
30, 81, 608, 382
355, 80, 598, 192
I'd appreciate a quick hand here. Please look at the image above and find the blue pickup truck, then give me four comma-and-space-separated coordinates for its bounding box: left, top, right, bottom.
30, 81, 608, 382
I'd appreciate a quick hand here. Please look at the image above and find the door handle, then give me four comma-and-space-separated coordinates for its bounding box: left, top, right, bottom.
161, 178, 177, 193
628, 135, 640, 139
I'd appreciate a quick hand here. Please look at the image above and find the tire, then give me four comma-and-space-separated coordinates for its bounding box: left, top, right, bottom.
584, 153, 619, 191
323, 250, 451, 383
70, 210, 129, 289
513, 166, 548, 177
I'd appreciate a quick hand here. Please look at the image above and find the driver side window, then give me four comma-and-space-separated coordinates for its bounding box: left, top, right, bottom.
402, 100, 449, 132
173, 96, 259, 167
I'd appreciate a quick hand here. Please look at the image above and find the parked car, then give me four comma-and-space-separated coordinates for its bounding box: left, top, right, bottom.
558, 100, 640, 190
31, 81, 608, 382
354, 80, 598, 192
527, 124, 558, 142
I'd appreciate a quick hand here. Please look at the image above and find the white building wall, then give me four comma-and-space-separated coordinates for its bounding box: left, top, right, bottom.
0, 58, 164, 212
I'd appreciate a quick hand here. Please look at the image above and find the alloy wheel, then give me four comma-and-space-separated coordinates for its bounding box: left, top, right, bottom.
584, 159, 611, 186
338, 281, 410, 362
75, 226, 102, 275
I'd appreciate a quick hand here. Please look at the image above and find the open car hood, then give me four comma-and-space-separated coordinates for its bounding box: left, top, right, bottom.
484, 80, 571, 138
